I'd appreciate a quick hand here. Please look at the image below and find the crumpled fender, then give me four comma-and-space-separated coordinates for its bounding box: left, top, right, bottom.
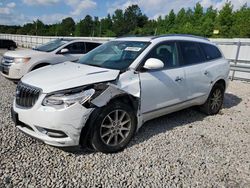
91, 70, 140, 107
90, 70, 143, 130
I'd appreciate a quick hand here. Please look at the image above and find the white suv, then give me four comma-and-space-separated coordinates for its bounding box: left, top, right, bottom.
11, 35, 230, 153
0, 39, 101, 81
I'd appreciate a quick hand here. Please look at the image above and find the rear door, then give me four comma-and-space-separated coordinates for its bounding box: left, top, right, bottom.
139, 41, 187, 114
178, 41, 212, 101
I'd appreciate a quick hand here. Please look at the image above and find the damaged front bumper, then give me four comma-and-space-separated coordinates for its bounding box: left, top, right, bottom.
12, 70, 143, 147
12, 94, 93, 147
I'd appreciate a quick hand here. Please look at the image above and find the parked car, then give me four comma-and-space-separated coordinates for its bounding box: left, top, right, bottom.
11, 35, 230, 153
0, 39, 17, 50
0, 39, 102, 81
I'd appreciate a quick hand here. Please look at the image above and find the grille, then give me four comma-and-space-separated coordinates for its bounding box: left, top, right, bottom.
1, 56, 14, 75
16, 82, 41, 108
1, 56, 14, 66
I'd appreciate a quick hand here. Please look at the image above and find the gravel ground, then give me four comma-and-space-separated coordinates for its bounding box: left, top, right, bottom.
0, 75, 250, 188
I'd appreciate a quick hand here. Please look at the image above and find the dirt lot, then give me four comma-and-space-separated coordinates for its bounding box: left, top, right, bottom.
0, 72, 250, 187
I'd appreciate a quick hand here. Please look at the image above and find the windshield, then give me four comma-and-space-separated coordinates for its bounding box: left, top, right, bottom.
78, 41, 150, 70
34, 39, 67, 52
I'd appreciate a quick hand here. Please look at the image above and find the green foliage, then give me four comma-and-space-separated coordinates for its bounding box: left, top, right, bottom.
57, 17, 75, 36
231, 4, 250, 37
75, 15, 93, 36
216, 2, 234, 37
1, 3, 250, 38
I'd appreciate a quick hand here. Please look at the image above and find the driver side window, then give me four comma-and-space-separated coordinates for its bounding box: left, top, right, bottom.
64, 42, 85, 54
144, 42, 179, 69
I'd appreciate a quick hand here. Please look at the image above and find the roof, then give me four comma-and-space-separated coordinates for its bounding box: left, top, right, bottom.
114, 36, 152, 42
114, 34, 210, 43
59, 38, 104, 43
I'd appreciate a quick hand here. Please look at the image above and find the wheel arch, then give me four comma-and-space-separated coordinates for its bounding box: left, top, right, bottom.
213, 78, 226, 90
79, 93, 139, 147
30, 62, 50, 71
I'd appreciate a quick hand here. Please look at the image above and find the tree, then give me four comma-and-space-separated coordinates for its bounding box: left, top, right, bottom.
231, 4, 250, 37
75, 15, 93, 36
35, 20, 46, 36
1, 3, 250, 38
140, 20, 157, 35
202, 6, 217, 37
112, 9, 125, 36
57, 17, 75, 36
100, 14, 113, 36
92, 16, 100, 37
156, 16, 165, 34
192, 3, 204, 35
166, 9, 176, 32
175, 8, 187, 33
123, 5, 147, 34
216, 2, 234, 37
17, 23, 34, 35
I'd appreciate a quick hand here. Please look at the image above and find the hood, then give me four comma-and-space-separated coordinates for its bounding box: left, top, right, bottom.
21, 62, 120, 93
4, 49, 46, 58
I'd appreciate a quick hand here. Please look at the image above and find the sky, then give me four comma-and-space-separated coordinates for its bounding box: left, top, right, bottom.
0, 0, 249, 25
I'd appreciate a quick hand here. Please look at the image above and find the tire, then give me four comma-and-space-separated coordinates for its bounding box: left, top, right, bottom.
200, 83, 225, 115
90, 101, 136, 153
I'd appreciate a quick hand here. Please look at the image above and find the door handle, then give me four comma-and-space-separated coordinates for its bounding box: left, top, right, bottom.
175, 76, 183, 82
204, 70, 209, 75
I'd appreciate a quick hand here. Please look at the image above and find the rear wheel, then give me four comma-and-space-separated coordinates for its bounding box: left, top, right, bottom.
90, 102, 136, 153
200, 83, 225, 115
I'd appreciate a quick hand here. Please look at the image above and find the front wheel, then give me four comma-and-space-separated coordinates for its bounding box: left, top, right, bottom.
90, 102, 136, 153
200, 83, 225, 115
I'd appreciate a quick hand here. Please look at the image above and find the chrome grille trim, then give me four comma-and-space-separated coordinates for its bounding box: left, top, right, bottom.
16, 82, 41, 108
1, 56, 14, 66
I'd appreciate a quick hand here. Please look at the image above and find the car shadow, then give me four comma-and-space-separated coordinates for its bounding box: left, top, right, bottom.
129, 107, 206, 147
223, 93, 242, 109
59, 145, 95, 155
128, 92, 242, 148
61, 92, 242, 155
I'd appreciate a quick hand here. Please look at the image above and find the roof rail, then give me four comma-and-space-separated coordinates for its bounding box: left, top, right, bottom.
152, 34, 209, 41
116, 34, 154, 38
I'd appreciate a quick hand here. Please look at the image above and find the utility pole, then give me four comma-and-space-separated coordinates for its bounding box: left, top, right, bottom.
36, 20, 37, 36
154, 28, 157, 36
99, 22, 102, 37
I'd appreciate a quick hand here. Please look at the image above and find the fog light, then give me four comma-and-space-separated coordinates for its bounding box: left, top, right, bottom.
36, 126, 67, 138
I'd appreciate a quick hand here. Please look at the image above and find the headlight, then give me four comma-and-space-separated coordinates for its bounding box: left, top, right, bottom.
13, 57, 31, 64
43, 88, 95, 108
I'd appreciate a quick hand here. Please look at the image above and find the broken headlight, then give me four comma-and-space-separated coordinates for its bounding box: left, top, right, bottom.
43, 88, 95, 108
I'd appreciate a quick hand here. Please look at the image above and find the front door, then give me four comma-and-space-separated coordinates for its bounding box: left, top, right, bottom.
60, 42, 86, 62
139, 41, 187, 115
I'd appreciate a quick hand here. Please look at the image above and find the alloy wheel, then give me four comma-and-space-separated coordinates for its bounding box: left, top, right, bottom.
100, 110, 132, 146
210, 89, 223, 111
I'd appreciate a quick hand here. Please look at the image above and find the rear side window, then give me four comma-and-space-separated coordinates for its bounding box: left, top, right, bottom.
179, 41, 205, 65
200, 43, 222, 61
85, 42, 101, 53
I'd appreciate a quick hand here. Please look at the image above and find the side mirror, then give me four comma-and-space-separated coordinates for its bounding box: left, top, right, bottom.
60, 48, 69, 54
143, 58, 164, 70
